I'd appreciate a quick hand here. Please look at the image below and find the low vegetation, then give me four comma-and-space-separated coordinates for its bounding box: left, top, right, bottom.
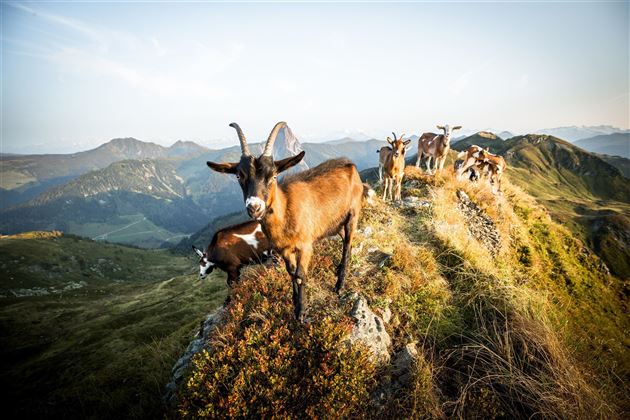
176, 166, 628, 418
0, 234, 227, 418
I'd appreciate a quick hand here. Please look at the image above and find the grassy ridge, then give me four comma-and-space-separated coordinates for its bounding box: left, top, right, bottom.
0, 234, 227, 418
452, 134, 630, 279
177, 167, 628, 418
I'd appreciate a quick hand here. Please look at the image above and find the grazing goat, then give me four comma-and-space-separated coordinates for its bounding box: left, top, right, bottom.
455, 145, 491, 181
478, 149, 507, 194
380, 132, 410, 201
206, 122, 366, 321
192, 220, 272, 286
415, 124, 462, 174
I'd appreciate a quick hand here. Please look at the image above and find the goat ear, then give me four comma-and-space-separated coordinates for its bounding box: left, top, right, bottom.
437, 125, 445, 130
403, 139, 411, 146
386, 137, 393, 145
275, 151, 305, 174
192, 245, 204, 257
453, 126, 462, 130
207, 161, 239, 174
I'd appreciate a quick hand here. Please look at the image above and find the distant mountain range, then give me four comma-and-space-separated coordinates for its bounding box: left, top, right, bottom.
534, 125, 629, 143
573, 133, 629, 158
0, 129, 388, 247
3, 126, 629, 263
0, 138, 209, 209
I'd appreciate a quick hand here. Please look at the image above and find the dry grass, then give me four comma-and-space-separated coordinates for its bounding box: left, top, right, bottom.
177, 167, 627, 418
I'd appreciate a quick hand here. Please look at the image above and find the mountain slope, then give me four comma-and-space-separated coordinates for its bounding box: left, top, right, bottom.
453, 134, 630, 278
175, 169, 628, 417
0, 160, 209, 247
0, 232, 227, 418
598, 154, 630, 178
0, 138, 208, 209
574, 132, 630, 158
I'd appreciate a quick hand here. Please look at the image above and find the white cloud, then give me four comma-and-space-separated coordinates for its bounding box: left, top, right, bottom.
151, 37, 167, 57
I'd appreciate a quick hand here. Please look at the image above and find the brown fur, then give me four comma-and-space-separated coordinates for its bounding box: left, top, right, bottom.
478, 150, 507, 194
206, 122, 366, 321
262, 159, 364, 320
195, 221, 271, 286
455, 145, 487, 179
416, 132, 450, 173
415, 125, 461, 173
377, 147, 392, 183
381, 135, 409, 201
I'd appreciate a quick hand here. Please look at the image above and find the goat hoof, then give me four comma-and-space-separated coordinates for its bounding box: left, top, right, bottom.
334, 283, 343, 294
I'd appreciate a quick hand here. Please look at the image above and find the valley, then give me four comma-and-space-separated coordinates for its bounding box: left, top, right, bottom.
0, 233, 227, 418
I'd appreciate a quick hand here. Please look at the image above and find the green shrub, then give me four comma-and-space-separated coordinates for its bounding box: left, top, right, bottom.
177, 268, 376, 418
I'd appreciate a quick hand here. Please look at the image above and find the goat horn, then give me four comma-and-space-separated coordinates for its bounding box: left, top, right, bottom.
392, 132, 397, 141
400, 133, 406, 139
229, 123, 250, 156
262, 121, 287, 157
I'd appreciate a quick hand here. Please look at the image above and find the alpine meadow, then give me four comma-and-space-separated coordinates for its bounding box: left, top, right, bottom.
1, 2, 628, 419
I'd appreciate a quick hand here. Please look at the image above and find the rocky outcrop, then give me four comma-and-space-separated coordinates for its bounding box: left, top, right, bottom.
345, 293, 392, 363
394, 196, 431, 210
273, 124, 309, 175
392, 342, 419, 388
163, 306, 225, 405
456, 190, 501, 256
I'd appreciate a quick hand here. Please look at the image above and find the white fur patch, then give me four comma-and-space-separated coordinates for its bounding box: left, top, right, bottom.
200, 260, 215, 278
245, 196, 266, 216
234, 224, 263, 248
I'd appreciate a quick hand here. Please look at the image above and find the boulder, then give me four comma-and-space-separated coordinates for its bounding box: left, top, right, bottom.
345, 293, 392, 363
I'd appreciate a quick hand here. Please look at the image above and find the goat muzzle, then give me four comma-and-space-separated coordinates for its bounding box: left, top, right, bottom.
245, 196, 266, 220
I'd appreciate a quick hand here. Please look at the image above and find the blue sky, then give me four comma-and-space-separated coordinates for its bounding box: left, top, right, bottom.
1, 1, 628, 153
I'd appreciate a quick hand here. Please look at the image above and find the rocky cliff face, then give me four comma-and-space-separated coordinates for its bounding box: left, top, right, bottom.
273, 125, 309, 175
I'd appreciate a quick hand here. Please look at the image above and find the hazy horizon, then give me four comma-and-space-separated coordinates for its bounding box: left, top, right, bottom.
2, 1, 628, 154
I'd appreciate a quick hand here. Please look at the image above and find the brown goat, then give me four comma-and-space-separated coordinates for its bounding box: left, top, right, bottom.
415, 124, 462, 174
455, 145, 490, 181
192, 220, 271, 286
377, 146, 392, 183
206, 122, 365, 321
381, 132, 410, 201
478, 149, 507, 194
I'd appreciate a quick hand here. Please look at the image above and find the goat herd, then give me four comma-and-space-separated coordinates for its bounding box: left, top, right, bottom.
193, 122, 507, 321
378, 124, 507, 201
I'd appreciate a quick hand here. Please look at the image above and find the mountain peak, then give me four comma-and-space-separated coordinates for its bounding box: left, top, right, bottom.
272, 124, 309, 173
167, 140, 208, 156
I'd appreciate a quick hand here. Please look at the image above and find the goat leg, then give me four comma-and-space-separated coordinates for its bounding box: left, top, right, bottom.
335, 212, 355, 293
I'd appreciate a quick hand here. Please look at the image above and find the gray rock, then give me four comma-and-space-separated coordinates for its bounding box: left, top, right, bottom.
345, 294, 392, 363
394, 196, 432, 209
393, 342, 418, 378
456, 189, 502, 256
163, 306, 225, 405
